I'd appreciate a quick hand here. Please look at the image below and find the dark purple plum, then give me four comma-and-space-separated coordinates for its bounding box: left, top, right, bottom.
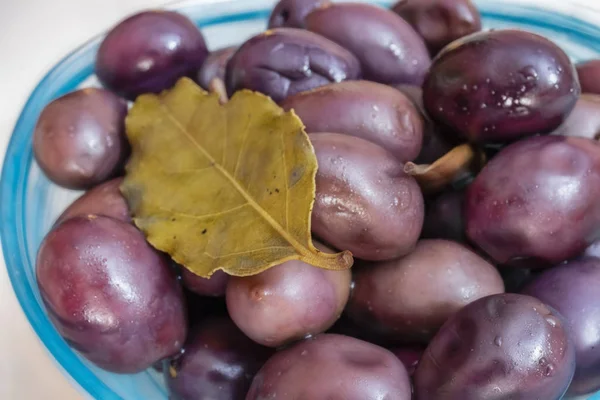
522, 258, 600, 396
552, 94, 600, 140
422, 188, 466, 243
414, 294, 575, 400
576, 59, 600, 94
311, 133, 424, 261
181, 269, 228, 297
466, 135, 600, 267
390, 346, 425, 376
36, 215, 187, 373
268, 0, 330, 28
226, 247, 351, 347
55, 178, 130, 225
96, 11, 208, 100
305, 3, 431, 85
395, 84, 455, 164
166, 317, 272, 400
246, 334, 412, 400
423, 29, 580, 143
282, 81, 424, 161
33, 88, 128, 190
225, 28, 361, 102
347, 240, 504, 343
391, 0, 482, 55
196, 46, 236, 90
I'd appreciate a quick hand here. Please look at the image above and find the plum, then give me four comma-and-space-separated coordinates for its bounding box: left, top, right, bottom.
268, 0, 330, 28
96, 10, 208, 100
552, 94, 600, 140
311, 133, 424, 261
181, 269, 228, 297
166, 317, 272, 400
246, 334, 412, 399
196, 46, 236, 90
55, 178, 130, 225
346, 239, 504, 343
282, 81, 424, 161
522, 258, 600, 396
305, 2, 431, 85
390, 345, 425, 376
36, 215, 187, 373
226, 246, 351, 348
423, 29, 580, 143
414, 293, 575, 400
395, 84, 455, 164
225, 28, 361, 102
33, 88, 128, 190
466, 135, 600, 267
576, 59, 600, 94
391, 0, 482, 55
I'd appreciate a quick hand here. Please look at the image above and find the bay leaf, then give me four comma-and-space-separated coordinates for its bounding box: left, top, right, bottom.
121, 77, 353, 277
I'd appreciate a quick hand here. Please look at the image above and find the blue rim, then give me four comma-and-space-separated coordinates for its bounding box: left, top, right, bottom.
2, 2, 600, 399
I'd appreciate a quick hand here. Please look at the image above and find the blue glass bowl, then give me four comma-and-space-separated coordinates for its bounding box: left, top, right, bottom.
2, 0, 600, 398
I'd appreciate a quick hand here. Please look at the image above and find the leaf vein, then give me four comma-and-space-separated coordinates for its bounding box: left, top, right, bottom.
204, 246, 291, 260
158, 100, 312, 261
159, 203, 249, 221
233, 114, 252, 178
279, 129, 289, 230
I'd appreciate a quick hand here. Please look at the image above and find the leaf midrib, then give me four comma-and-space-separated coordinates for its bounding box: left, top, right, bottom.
158, 99, 310, 260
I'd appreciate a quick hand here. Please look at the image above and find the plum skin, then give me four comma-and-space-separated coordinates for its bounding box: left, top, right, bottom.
391, 0, 482, 55
522, 257, 600, 396
55, 177, 130, 225
36, 215, 187, 373
423, 29, 580, 143
310, 133, 424, 261
552, 94, 600, 141
181, 268, 229, 297
282, 81, 424, 162
226, 252, 351, 348
246, 334, 412, 400
346, 239, 504, 343
225, 28, 361, 103
96, 10, 208, 100
576, 59, 600, 95
196, 46, 237, 90
33, 88, 129, 190
268, 0, 331, 28
165, 317, 272, 400
466, 135, 600, 267
414, 293, 575, 400
305, 2, 431, 85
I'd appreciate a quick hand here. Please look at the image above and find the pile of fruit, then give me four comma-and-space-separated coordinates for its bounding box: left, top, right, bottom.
31, 0, 600, 398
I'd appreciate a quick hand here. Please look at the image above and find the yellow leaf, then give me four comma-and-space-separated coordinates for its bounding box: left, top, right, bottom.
121, 77, 353, 278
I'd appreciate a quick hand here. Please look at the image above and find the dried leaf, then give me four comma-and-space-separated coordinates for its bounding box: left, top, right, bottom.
404, 144, 486, 194
121, 77, 353, 278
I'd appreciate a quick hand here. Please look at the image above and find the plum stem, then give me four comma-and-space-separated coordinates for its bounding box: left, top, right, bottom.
209, 78, 229, 104
404, 144, 485, 194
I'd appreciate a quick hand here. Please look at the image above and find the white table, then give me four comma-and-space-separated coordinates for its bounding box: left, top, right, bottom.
1, 0, 599, 398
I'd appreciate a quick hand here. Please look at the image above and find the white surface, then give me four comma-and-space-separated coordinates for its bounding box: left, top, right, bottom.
1, 0, 600, 399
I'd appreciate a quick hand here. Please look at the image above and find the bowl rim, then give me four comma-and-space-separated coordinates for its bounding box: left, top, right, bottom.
3, 0, 600, 399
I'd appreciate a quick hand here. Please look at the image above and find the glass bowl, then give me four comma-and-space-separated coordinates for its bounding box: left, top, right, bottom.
2, 0, 600, 398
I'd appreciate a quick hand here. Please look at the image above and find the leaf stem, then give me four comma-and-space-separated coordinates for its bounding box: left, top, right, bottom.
209, 78, 229, 104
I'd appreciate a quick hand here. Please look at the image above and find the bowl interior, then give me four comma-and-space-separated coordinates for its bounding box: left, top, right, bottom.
2, 0, 600, 399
